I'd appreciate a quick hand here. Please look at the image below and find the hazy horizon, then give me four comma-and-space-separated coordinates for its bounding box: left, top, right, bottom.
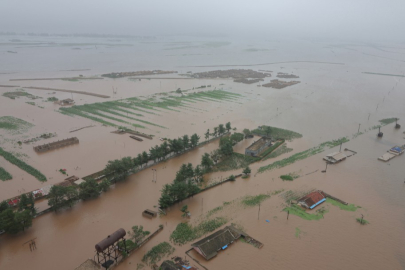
1, 0, 405, 42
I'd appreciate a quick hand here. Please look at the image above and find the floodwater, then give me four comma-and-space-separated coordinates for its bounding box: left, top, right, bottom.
0, 35, 405, 270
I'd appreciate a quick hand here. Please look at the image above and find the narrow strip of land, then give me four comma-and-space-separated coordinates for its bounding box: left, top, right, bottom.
24, 87, 110, 98
181, 61, 345, 68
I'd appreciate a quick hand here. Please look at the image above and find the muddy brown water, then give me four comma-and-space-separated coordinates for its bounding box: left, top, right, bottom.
0, 37, 405, 269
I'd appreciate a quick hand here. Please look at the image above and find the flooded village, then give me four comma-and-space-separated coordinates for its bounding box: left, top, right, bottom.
0, 34, 405, 270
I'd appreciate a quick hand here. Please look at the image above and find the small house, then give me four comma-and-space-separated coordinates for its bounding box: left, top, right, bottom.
297, 191, 326, 209
59, 98, 75, 106
323, 152, 347, 164
245, 137, 272, 157
191, 226, 240, 260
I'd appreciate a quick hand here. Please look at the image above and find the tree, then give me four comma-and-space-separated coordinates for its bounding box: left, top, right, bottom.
219, 137, 233, 156
225, 122, 231, 133
229, 175, 236, 181
181, 205, 189, 218
218, 124, 226, 136
243, 166, 251, 176
213, 127, 218, 137
79, 178, 100, 200
48, 185, 67, 212
263, 126, 271, 138
99, 179, 111, 192
18, 194, 29, 211
129, 225, 150, 245
230, 133, 244, 145
210, 149, 221, 164
193, 165, 203, 183
0, 200, 9, 213
205, 129, 210, 141
64, 186, 79, 208
136, 154, 143, 168
190, 133, 200, 148
15, 210, 33, 232
149, 145, 159, 163
142, 151, 149, 166
243, 128, 252, 139
182, 135, 190, 151
201, 153, 214, 171
0, 209, 22, 234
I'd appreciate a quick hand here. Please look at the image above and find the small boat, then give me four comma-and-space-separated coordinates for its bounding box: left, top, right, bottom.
130, 135, 143, 141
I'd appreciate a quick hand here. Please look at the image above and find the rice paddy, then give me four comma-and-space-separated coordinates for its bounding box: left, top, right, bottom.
0, 116, 33, 134
252, 126, 303, 141
60, 90, 241, 129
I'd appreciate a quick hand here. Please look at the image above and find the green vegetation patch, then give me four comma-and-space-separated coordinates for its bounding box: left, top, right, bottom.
206, 206, 223, 218
242, 194, 271, 206
47, 97, 58, 102
326, 198, 359, 211
252, 126, 302, 141
379, 118, 398, 125
118, 239, 137, 251
259, 140, 284, 159
26, 102, 35, 106
283, 204, 327, 221
0, 167, 12, 181
0, 116, 33, 133
2, 90, 40, 100
280, 175, 294, 181
213, 152, 260, 172
262, 143, 293, 160
295, 227, 302, 238
142, 242, 175, 265
0, 147, 46, 182
356, 218, 369, 225
170, 217, 227, 245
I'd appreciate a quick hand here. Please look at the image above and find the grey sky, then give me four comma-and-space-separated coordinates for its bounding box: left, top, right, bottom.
1, 0, 404, 40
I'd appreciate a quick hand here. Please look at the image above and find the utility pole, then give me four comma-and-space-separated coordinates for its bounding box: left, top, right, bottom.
357, 124, 361, 134
339, 142, 342, 152
287, 210, 290, 220
258, 203, 261, 220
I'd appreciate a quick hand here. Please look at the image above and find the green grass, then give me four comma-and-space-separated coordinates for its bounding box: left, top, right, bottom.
47, 97, 58, 102
170, 217, 228, 245
252, 126, 302, 141
0, 147, 46, 182
142, 242, 175, 265
0, 167, 12, 181
117, 239, 138, 251
262, 143, 293, 161
379, 118, 398, 125
280, 175, 294, 181
2, 91, 40, 100
326, 198, 359, 211
212, 152, 260, 172
283, 204, 327, 221
356, 218, 369, 225
258, 137, 349, 173
0, 116, 33, 133
241, 194, 271, 206
206, 206, 223, 218
295, 227, 302, 238
26, 102, 35, 106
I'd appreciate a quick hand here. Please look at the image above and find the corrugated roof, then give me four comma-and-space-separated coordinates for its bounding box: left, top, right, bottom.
326, 152, 347, 161
191, 228, 237, 260
300, 191, 325, 208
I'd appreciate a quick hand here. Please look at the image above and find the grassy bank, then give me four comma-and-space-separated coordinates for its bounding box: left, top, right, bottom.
212, 152, 260, 172
242, 194, 271, 206
0, 147, 46, 182
283, 204, 327, 221
326, 198, 359, 211
142, 242, 175, 265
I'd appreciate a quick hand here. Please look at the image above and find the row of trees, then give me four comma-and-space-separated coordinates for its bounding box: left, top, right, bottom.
204, 122, 232, 141
104, 133, 201, 182
48, 178, 110, 212
0, 193, 36, 235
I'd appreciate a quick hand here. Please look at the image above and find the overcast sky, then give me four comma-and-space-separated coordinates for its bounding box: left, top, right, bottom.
1, 0, 404, 41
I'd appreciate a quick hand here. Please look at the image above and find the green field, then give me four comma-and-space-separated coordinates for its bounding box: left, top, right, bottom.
0, 147, 46, 182
252, 126, 302, 141
0, 116, 33, 134
212, 152, 260, 172
60, 90, 241, 129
